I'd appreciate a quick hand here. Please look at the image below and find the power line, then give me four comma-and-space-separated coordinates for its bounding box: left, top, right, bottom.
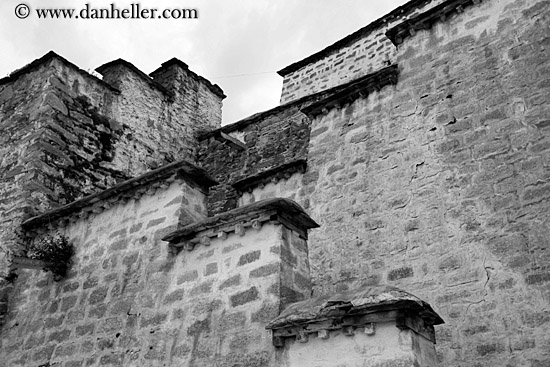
210, 70, 276, 80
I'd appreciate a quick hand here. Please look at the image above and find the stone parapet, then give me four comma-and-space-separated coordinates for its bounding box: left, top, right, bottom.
157, 198, 318, 365
267, 285, 444, 367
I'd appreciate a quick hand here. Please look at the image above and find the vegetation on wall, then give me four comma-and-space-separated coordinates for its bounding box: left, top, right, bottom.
27, 232, 73, 280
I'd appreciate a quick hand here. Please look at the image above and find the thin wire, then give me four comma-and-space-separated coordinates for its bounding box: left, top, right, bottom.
210, 71, 276, 80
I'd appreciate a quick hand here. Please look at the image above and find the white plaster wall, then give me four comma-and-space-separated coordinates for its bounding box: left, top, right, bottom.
285, 322, 418, 367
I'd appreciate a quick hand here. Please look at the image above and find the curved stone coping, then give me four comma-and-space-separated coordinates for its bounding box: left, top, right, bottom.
266, 285, 444, 331
162, 198, 319, 245
386, 0, 482, 46
22, 160, 217, 229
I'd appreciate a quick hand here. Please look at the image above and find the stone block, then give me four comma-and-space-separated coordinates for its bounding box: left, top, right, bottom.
146, 217, 166, 229
476, 342, 505, 356
186, 317, 210, 336
219, 311, 247, 331
75, 323, 95, 336
88, 287, 108, 304
249, 263, 280, 278
219, 274, 241, 290
44, 315, 65, 329
204, 262, 218, 276
177, 270, 198, 284
189, 280, 213, 296
99, 352, 124, 366
230, 287, 259, 307
32, 344, 55, 361
237, 250, 261, 266
109, 239, 128, 251
163, 289, 185, 304
222, 242, 242, 254
140, 312, 168, 329
388, 267, 414, 281
61, 295, 78, 312
48, 329, 71, 343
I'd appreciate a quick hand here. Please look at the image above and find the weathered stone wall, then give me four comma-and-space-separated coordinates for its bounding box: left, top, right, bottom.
0, 52, 223, 277
0, 54, 123, 277
200, 0, 550, 365
99, 59, 224, 172
0, 177, 208, 366
0, 180, 315, 366
199, 104, 310, 215
278, 0, 449, 104
298, 0, 550, 365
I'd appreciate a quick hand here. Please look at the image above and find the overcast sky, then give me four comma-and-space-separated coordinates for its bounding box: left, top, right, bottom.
0, 0, 409, 125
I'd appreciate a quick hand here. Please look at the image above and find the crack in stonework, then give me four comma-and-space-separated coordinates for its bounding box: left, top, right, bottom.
462, 258, 493, 321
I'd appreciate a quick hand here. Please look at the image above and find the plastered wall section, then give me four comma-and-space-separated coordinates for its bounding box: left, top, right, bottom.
296, 0, 550, 366
0, 178, 208, 367
279, 0, 449, 104
282, 322, 436, 367
239, 172, 305, 208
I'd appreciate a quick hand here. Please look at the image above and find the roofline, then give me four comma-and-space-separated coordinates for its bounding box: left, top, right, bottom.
201, 63, 400, 138
277, 0, 432, 76
0, 51, 120, 93
22, 160, 217, 229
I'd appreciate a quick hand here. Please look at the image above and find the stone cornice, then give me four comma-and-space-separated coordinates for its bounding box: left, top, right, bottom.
162, 198, 319, 249
301, 65, 399, 118
266, 285, 444, 346
232, 160, 307, 194
21, 160, 217, 230
386, 0, 482, 46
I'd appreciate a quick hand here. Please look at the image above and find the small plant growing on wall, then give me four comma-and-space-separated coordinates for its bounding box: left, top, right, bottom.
26, 233, 74, 280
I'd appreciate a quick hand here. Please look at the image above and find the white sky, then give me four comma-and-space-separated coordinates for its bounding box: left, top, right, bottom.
0, 0, 409, 125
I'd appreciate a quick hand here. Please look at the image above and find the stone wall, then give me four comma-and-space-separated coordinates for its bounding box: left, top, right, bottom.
278, 0, 449, 104
0, 52, 224, 277
0, 176, 317, 366
0, 171, 209, 366
298, 0, 550, 365
199, 103, 311, 215
201, 0, 550, 365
